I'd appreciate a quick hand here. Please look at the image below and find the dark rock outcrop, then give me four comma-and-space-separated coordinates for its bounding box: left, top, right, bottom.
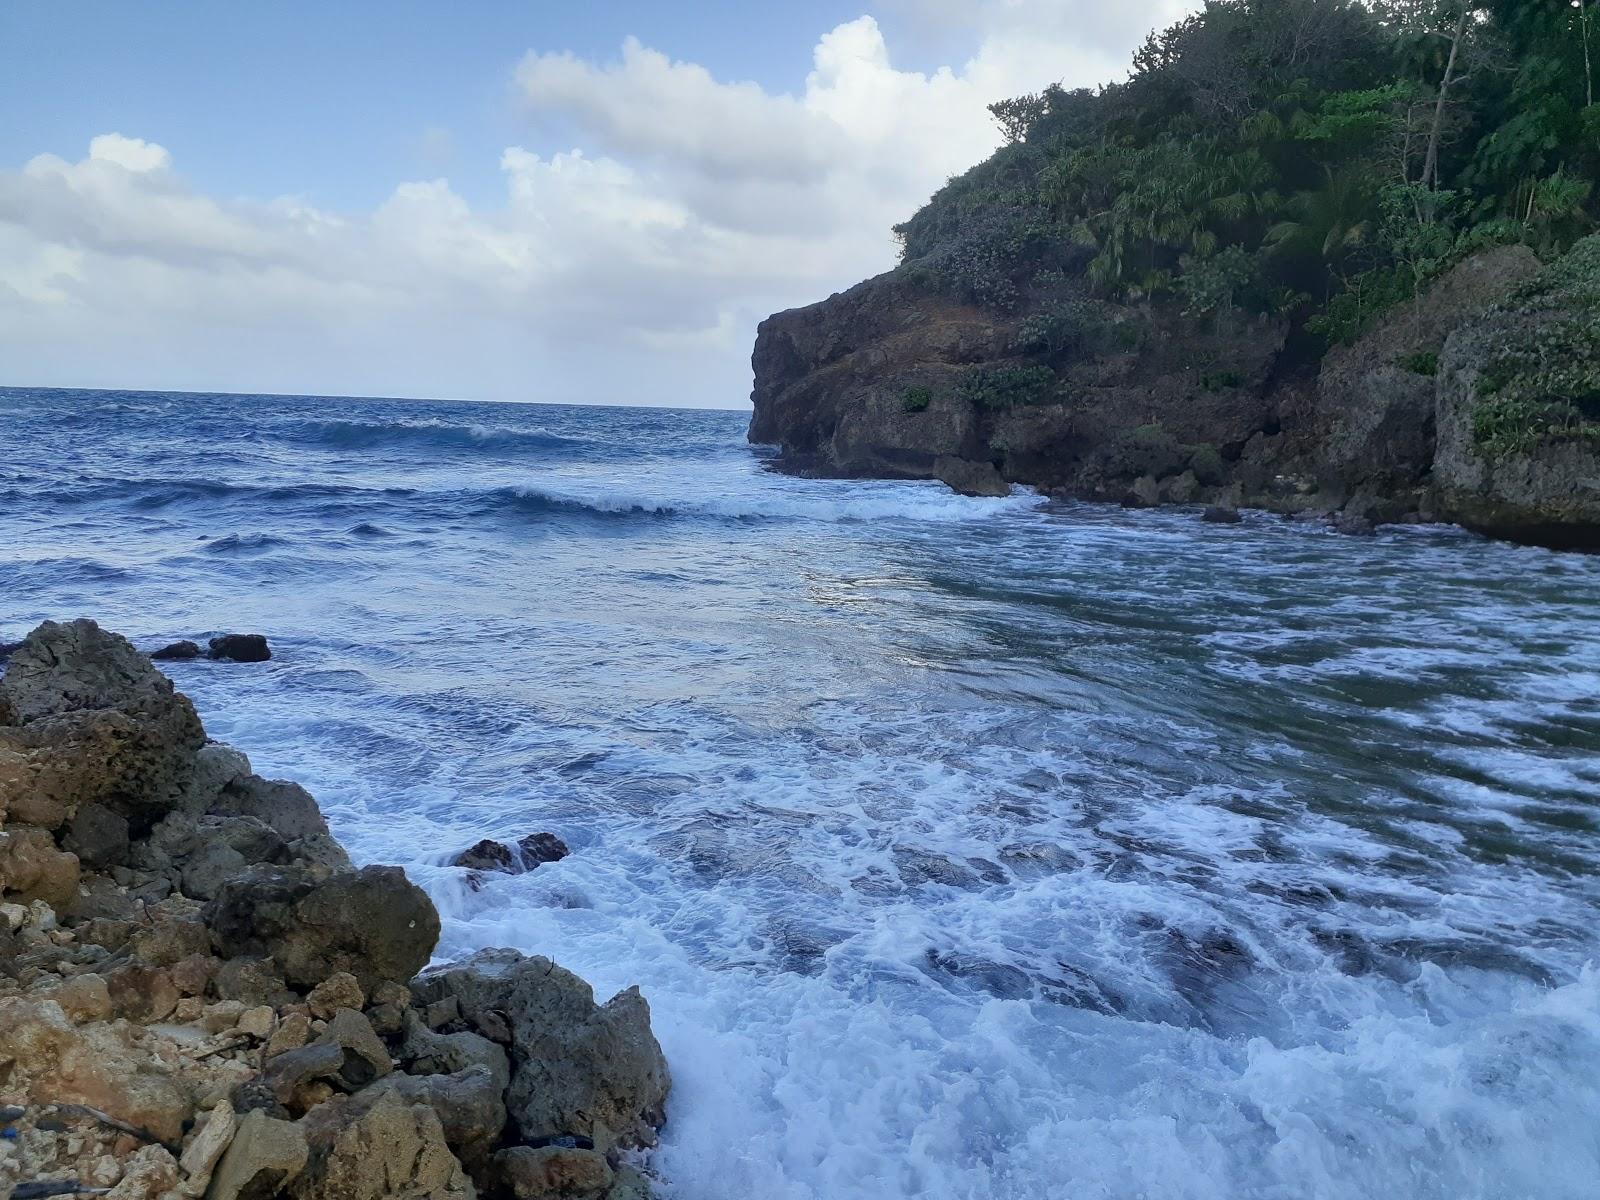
150, 640, 203, 661
750, 240, 1598, 549
1434, 236, 1600, 548
209, 634, 272, 663
451, 832, 571, 877
414, 948, 670, 1154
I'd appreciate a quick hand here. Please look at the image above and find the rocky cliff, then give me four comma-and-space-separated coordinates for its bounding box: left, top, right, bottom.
0, 620, 666, 1200
750, 237, 1600, 550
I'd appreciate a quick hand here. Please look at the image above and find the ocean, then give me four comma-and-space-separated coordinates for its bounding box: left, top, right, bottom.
3, 385, 1599, 1199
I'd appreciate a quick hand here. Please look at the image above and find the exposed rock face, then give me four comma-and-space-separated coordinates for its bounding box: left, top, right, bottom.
1434, 236, 1600, 548
1313, 245, 1542, 502
207, 864, 438, 992
0, 619, 669, 1200
414, 949, 671, 1154
750, 242, 1597, 549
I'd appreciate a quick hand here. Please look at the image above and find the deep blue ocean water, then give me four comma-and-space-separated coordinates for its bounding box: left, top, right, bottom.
4, 385, 1600, 1199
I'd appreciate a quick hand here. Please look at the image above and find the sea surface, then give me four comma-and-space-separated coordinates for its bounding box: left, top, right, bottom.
3, 385, 1599, 1199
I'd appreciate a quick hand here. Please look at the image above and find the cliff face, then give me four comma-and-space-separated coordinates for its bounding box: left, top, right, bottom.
749, 241, 1600, 548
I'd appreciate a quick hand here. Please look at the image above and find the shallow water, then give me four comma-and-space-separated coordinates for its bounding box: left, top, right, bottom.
4, 386, 1599, 1199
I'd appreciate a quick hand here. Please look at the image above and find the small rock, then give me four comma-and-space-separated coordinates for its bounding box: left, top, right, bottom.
174, 997, 205, 1022
1202, 505, 1243, 524
259, 1042, 346, 1106
1332, 512, 1376, 536
106, 1143, 179, 1200
236, 1005, 276, 1039
0, 901, 28, 932
150, 641, 202, 662
207, 1109, 308, 1200
313, 1009, 392, 1090
207, 634, 272, 663
265, 1011, 312, 1059
306, 972, 365, 1020
177, 1098, 236, 1195
169, 953, 217, 997
366, 1003, 405, 1037
202, 1000, 248, 1034
424, 996, 459, 1029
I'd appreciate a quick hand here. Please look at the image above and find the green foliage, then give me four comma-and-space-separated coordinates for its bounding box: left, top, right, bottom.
1400, 350, 1439, 376
891, 0, 1600, 350
957, 365, 1059, 411
1471, 235, 1600, 458
900, 385, 934, 413
1201, 368, 1246, 391
1013, 300, 1142, 356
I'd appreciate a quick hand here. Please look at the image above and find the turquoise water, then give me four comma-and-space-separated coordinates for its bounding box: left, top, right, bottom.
4, 385, 1599, 1198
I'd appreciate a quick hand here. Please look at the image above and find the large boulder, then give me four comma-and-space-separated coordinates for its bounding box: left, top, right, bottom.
292, 1090, 472, 1200
1435, 235, 1600, 548
0, 620, 206, 827
0, 996, 192, 1142
414, 949, 669, 1154
0, 824, 80, 907
206, 863, 440, 992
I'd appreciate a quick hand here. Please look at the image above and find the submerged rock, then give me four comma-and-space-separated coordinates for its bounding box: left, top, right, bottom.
450, 832, 570, 878
208, 634, 272, 663
933, 455, 1009, 498
1201, 505, 1242, 525
150, 641, 203, 662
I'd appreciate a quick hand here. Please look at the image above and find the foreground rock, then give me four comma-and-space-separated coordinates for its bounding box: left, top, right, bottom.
0, 619, 669, 1200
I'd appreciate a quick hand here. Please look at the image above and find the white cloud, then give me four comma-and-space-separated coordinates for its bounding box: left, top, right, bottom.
0, 6, 1196, 406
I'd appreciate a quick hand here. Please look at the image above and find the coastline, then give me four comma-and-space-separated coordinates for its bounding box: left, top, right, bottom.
0, 619, 668, 1200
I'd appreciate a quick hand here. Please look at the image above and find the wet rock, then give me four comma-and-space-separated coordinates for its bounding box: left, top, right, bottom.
150, 641, 202, 662
415, 948, 669, 1153
893, 847, 979, 889
924, 948, 1033, 1000
1201, 505, 1243, 525
1331, 512, 1376, 537
208, 1109, 308, 1200
207, 864, 440, 993
207, 635, 272, 664
293, 1090, 471, 1200
492, 1145, 613, 1200
933, 456, 1009, 498
450, 832, 571, 877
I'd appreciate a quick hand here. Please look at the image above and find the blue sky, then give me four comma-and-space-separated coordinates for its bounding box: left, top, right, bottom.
0, 1, 1192, 406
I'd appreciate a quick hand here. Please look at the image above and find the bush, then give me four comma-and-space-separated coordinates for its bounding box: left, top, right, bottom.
957, 365, 1059, 410
1201, 368, 1245, 391
900, 385, 934, 413
1400, 350, 1439, 376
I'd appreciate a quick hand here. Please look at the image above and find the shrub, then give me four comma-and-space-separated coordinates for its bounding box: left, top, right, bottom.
1400, 350, 1439, 376
1201, 368, 1245, 391
957, 365, 1059, 410
900, 385, 934, 413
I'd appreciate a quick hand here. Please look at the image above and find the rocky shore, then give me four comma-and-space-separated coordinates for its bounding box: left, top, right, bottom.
749, 236, 1600, 551
0, 620, 668, 1200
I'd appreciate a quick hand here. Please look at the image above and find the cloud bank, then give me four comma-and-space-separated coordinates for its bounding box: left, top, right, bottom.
0, 5, 1193, 407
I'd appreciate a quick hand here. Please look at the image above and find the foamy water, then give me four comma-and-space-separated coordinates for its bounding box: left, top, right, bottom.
4, 386, 1599, 1198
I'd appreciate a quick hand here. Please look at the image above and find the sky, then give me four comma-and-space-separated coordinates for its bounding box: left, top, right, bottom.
0, 1, 1195, 409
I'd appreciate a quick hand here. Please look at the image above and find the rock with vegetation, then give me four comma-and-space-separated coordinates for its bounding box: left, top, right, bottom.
0, 618, 668, 1200
750, 0, 1600, 549
1434, 235, 1600, 547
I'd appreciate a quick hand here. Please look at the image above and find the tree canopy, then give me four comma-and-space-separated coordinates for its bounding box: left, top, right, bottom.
892, 0, 1599, 345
